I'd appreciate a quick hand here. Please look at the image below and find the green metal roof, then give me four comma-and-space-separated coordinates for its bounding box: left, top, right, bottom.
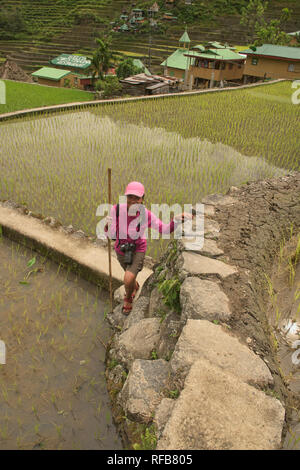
161, 48, 195, 70
133, 59, 150, 75
50, 54, 91, 69
241, 44, 300, 60
186, 48, 244, 61
32, 67, 71, 80
179, 31, 190, 44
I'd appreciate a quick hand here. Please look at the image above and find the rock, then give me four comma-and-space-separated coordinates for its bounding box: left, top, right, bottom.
170, 319, 273, 388
154, 398, 175, 439
157, 359, 285, 450
115, 318, 161, 368
106, 304, 126, 331
118, 359, 170, 423
180, 277, 232, 322
157, 312, 182, 360
176, 252, 238, 280
107, 364, 127, 386
201, 193, 236, 206
123, 296, 150, 330
180, 238, 224, 257
114, 285, 125, 304
71, 230, 85, 238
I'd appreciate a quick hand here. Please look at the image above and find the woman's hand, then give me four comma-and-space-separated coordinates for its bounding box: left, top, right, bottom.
174, 212, 193, 222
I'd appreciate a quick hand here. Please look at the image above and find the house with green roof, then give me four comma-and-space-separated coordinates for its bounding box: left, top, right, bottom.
242, 44, 300, 82
50, 54, 92, 75
184, 43, 245, 88
32, 67, 74, 87
32, 67, 93, 90
160, 29, 193, 81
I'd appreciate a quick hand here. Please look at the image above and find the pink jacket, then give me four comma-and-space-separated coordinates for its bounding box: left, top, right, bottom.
106, 203, 177, 255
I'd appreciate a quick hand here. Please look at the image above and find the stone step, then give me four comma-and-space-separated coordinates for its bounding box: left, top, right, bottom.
170, 319, 273, 388
157, 358, 285, 450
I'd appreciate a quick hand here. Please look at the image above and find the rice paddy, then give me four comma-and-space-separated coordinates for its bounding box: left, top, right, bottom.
0, 80, 95, 114
0, 235, 122, 450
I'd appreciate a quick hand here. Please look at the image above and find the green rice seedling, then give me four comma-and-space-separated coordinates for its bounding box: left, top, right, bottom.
0, 81, 298, 261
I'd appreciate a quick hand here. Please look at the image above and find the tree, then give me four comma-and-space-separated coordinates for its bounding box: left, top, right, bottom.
240, 1, 292, 47
116, 58, 144, 80
91, 35, 117, 83
240, 0, 268, 43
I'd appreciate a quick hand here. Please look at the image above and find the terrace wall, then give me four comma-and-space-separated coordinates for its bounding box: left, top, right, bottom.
106, 172, 300, 450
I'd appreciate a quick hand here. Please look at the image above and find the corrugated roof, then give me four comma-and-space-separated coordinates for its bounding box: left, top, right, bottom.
161, 48, 195, 70
50, 54, 91, 69
185, 48, 244, 61
32, 67, 71, 80
242, 44, 300, 60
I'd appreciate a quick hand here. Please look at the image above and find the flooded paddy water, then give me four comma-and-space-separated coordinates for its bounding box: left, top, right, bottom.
0, 235, 122, 450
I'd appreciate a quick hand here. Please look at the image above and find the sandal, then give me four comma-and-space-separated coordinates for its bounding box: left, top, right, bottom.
122, 296, 133, 315
131, 281, 140, 300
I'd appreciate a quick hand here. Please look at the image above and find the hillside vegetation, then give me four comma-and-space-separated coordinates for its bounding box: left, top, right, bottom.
0, 0, 299, 73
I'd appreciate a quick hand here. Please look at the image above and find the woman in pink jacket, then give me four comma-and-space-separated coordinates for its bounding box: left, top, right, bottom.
106, 181, 191, 314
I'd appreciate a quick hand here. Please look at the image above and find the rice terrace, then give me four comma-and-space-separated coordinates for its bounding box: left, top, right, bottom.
0, 0, 300, 454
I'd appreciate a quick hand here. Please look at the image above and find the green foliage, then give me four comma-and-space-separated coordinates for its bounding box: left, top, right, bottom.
95, 76, 122, 98
157, 276, 181, 313
240, 1, 292, 46
0, 6, 27, 39
116, 58, 144, 80
133, 424, 157, 450
168, 389, 179, 399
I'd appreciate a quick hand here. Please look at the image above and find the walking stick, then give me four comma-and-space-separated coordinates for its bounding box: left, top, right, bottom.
107, 168, 113, 313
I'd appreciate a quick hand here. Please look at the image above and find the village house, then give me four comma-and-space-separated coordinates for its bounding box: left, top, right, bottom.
184, 42, 245, 88
148, 2, 159, 17
160, 30, 194, 81
47, 54, 93, 89
242, 44, 300, 82
31, 67, 77, 88
50, 54, 92, 75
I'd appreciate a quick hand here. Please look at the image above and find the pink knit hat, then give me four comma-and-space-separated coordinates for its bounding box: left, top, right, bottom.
124, 181, 145, 198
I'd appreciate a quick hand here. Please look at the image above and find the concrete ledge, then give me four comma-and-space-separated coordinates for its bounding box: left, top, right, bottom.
0, 203, 152, 292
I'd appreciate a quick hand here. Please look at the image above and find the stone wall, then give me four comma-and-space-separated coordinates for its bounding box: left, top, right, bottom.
106, 172, 300, 450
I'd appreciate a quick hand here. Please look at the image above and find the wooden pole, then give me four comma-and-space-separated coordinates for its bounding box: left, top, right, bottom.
107, 168, 113, 313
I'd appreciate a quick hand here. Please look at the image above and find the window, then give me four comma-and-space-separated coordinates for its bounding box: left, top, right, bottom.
251, 57, 259, 65
229, 63, 233, 70
288, 63, 295, 72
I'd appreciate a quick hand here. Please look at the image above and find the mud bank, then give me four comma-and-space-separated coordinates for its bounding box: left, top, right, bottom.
106, 172, 300, 450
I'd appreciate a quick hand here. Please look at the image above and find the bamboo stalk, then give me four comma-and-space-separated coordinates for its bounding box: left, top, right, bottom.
107, 168, 113, 313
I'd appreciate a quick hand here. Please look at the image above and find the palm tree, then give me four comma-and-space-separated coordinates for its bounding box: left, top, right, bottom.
91, 35, 118, 84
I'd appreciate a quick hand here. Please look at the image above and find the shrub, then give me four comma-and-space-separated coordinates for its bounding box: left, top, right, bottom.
95, 76, 122, 98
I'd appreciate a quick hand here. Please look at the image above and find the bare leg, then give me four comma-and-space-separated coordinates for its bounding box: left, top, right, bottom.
124, 270, 136, 300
